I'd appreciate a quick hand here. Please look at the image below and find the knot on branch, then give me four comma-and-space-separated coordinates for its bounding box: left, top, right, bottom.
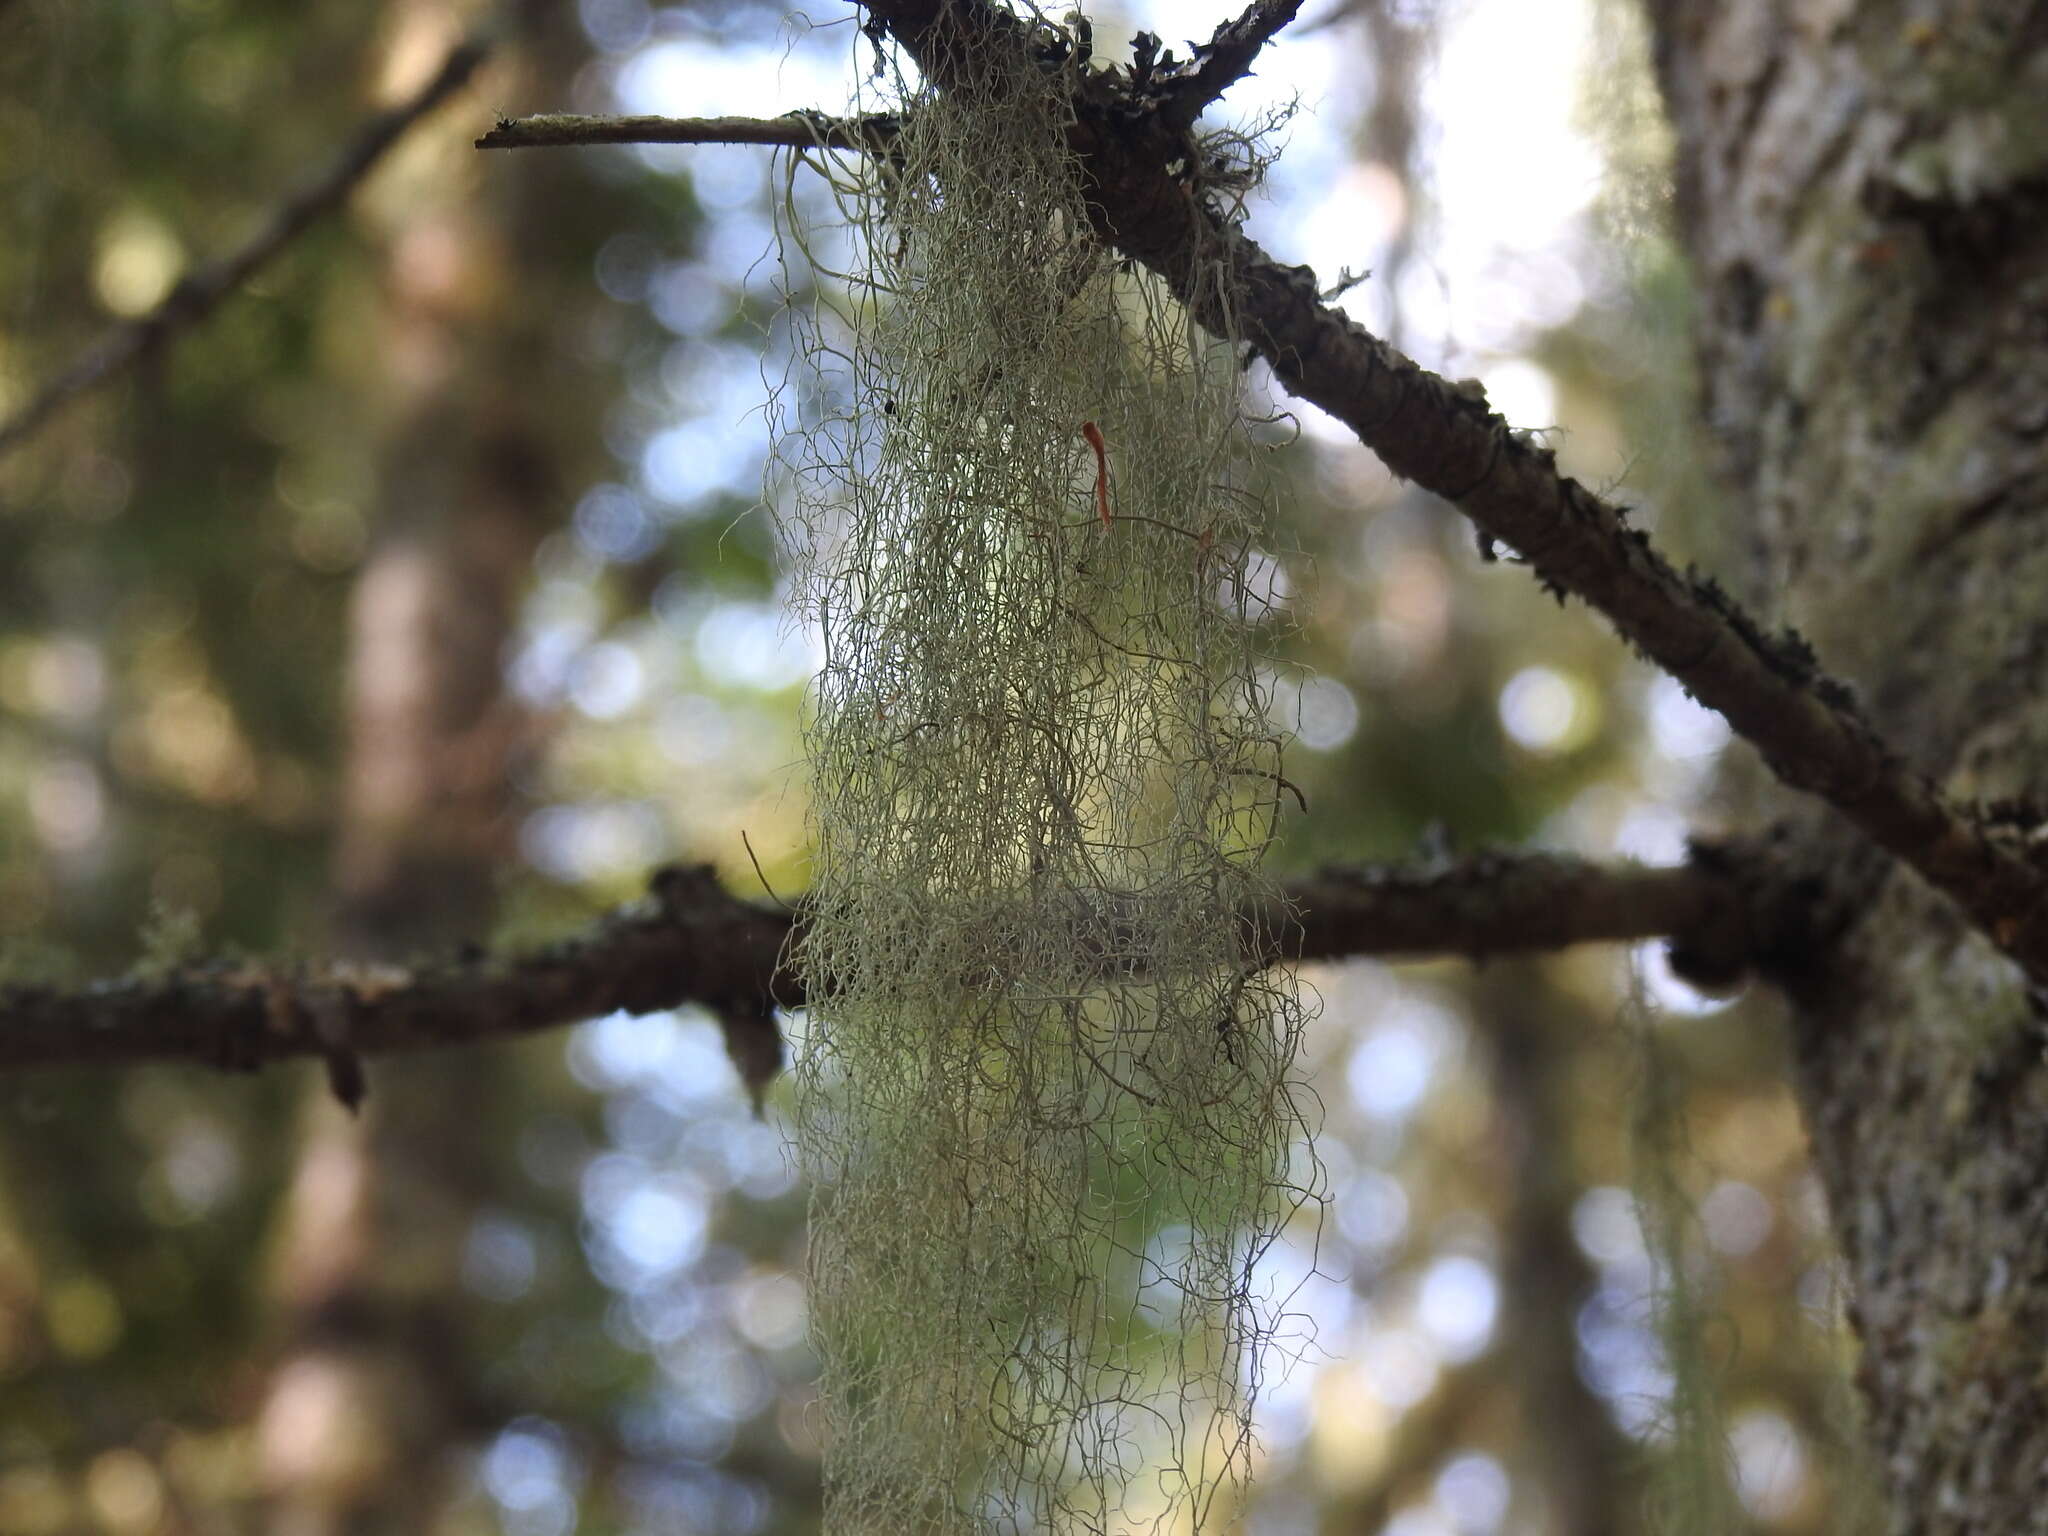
1664, 840, 1763, 995
1670, 830, 1852, 1000
646, 863, 788, 1110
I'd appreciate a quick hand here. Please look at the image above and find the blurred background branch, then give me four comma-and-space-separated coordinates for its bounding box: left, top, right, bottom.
0, 23, 496, 462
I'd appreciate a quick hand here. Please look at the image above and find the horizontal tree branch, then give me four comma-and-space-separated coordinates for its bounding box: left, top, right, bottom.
476, 110, 901, 153
0, 27, 495, 462
0, 853, 1752, 1091
835, 0, 2048, 988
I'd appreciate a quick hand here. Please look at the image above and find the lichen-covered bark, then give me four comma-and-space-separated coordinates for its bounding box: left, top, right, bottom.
1647, 2, 2048, 1528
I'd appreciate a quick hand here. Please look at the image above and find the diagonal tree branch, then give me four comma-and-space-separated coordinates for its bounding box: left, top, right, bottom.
1153, 0, 1307, 132
0, 27, 496, 462
0, 852, 1752, 1086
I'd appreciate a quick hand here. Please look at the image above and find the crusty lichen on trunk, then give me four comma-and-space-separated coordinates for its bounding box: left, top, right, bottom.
1649, 2, 2048, 1528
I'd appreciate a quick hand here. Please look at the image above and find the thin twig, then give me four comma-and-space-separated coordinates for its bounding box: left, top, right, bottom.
0, 29, 495, 461
476, 110, 901, 153
741, 829, 796, 913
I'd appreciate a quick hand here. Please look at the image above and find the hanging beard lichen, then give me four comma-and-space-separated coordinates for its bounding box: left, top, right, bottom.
776, 19, 1312, 1533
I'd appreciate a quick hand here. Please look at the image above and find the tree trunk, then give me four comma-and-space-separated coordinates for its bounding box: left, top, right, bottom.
254, 9, 572, 1530
1480, 967, 1638, 1536
1647, 3, 2048, 1528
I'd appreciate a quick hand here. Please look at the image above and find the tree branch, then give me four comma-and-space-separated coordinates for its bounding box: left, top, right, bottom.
0, 853, 1751, 1085
1154, 0, 1307, 133
475, 110, 901, 153
0, 867, 790, 1082
0, 28, 495, 462
1280, 851, 1748, 977
834, 0, 2048, 988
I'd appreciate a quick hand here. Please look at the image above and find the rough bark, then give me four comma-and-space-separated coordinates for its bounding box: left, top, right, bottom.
1648, 3, 2048, 1529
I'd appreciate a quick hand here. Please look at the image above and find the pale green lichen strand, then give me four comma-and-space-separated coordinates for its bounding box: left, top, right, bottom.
774, 31, 1311, 1536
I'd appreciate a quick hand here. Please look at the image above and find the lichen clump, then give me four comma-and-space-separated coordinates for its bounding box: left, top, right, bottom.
778, 21, 1310, 1533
